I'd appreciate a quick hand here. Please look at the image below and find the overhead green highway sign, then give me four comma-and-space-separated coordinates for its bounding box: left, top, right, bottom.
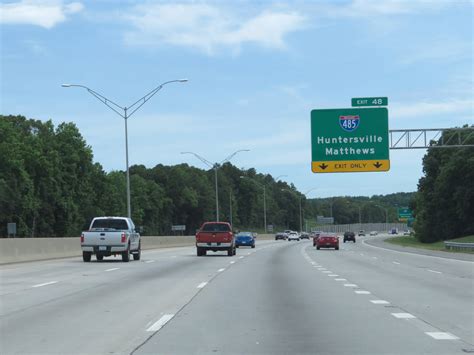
311, 107, 390, 173
352, 97, 388, 107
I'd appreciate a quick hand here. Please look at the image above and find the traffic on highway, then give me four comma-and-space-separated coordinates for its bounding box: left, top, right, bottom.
1, 232, 472, 354
1, 1, 473, 354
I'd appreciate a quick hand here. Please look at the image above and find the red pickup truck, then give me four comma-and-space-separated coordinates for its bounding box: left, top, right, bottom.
196, 222, 236, 257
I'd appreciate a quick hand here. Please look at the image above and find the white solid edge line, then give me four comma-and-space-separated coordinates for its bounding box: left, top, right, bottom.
32, 281, 58, 288
197, 282, 207, 289
146, 314, 174, 332
362, 239, 474, 264
425, 332, 459, 340
217, 268, 225, 272
370, 300, 389, 304
391, 313, 416, 319
105, 268, 120, 272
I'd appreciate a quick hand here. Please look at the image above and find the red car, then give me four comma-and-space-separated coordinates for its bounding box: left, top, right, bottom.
316, 233, 339, 250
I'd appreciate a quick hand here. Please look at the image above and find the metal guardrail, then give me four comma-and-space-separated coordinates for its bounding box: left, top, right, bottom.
444, 241, 474, 251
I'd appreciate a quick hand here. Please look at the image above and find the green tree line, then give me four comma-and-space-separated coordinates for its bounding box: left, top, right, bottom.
1, 115, 423, 238
412, 126, 474, 242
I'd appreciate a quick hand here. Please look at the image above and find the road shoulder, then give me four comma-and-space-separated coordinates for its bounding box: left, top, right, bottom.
363, 235, 474, 262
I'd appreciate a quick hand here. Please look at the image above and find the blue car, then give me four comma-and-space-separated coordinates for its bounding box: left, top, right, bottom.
235, 232, 255, 248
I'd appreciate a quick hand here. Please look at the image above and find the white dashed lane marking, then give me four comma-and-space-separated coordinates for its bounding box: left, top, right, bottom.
217, 268, 225, 272
391, 313, 416, 319
328, 274, 338, 277
344, 284, 358, 287
427, 269, 442, 274
105, 268, 119, 272
335, 278, 347, 281
146, 314, 174, 332
355, 290, 371, 294
32, 281, 58, 288
145, 260, 155, 263
370, 300, 390, 304
425, 332, 459, 340
197, 282, 207, 289
392, 261, 401, 265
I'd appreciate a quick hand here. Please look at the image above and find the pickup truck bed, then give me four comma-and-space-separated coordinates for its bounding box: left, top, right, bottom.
195, 222, 235, 257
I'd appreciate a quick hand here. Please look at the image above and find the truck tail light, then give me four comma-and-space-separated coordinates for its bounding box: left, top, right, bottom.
121, 233, 126, 243
80, 233, 84, 243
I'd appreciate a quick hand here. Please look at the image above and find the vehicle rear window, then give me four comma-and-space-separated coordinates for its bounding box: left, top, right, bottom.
91, 219, 128, 230
202, 223, 231, 232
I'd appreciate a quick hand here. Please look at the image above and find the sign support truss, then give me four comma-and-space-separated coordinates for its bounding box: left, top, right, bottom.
389, 127, 474, 149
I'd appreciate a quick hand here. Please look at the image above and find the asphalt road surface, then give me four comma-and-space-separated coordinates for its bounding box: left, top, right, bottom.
1, 236, 473, 355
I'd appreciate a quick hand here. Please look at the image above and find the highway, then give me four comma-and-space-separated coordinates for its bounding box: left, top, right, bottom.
0, 236, 473, 354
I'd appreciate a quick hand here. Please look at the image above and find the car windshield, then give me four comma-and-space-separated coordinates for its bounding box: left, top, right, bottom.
3, 2, 472, 354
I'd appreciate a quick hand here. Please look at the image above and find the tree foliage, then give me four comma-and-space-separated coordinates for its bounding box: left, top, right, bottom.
413, 126, 474, 242
1, 115, 424, 237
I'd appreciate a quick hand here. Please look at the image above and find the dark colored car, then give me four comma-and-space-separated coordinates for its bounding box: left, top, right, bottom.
300, 232, 310, 240
275, 232, 288, 240
343, 231, 356, 243
316, 233, 339, 250
312, 231, 322, 246
235, 232, 255, 248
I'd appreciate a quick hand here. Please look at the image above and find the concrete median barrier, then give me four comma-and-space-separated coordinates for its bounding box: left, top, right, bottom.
0, 234, 275, 264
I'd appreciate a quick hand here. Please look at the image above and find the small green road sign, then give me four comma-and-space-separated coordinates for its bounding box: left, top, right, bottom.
398, 208, 413, 222
311, 107, 390, 173
352, 97, 388, 107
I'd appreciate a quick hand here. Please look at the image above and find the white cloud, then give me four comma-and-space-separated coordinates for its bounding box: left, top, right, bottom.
0, 0, 83, 29
123, 3, 306, 54
326, 0, 451, 18
391, 98, 473, 119
400, 39, 472, 65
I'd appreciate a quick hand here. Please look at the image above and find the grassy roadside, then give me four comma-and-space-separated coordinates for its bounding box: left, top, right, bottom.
385, 235, 474, 254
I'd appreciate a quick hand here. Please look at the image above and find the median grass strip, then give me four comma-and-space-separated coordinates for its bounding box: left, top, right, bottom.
385, 235, 474, 254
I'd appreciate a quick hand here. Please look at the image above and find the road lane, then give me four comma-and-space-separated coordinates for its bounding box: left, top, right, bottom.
310, 236, 474, 346
0, 241, 274, 354
1, 237, 472, 354
135, 240, 470, 354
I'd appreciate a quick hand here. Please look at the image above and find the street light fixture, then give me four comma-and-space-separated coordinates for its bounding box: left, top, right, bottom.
62, 79, 188, 218
181, 150, 249, 222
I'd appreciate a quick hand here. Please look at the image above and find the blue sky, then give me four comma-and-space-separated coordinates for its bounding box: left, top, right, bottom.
1, 0, 473, 198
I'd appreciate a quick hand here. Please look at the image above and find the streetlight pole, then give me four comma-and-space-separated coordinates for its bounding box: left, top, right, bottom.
182, 150, 249, 222
282, 187, 317, 232
240, 176, 267, 233
229, 190, 233, 227
62, 79, 188, 218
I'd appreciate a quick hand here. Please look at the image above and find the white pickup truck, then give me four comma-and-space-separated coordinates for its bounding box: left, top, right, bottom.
81, 217, 141, 262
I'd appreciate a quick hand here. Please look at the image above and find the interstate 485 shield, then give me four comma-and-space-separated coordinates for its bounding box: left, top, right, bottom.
311, 107, 390, 173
